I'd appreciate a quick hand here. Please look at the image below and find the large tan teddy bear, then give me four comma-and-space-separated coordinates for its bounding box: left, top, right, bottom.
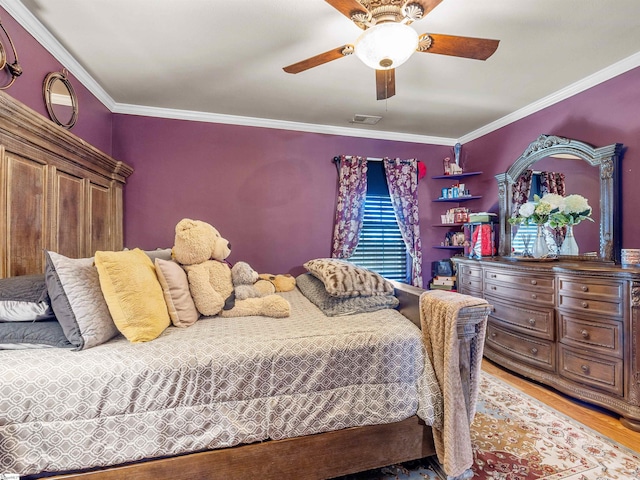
172, 218, 290, 318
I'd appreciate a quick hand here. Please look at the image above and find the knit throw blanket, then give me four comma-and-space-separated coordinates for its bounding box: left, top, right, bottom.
420, 290, 490, 479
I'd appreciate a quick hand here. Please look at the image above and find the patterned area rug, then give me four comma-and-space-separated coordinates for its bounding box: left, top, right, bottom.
335, 372, 640, 479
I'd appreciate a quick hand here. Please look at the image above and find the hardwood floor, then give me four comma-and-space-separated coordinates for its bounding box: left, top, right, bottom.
482, 358, 640, 453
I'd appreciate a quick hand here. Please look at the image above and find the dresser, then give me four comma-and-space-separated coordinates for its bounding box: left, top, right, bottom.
454, 257, 640, 430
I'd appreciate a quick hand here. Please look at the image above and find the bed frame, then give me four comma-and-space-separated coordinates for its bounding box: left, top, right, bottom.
0, 90, 486, 480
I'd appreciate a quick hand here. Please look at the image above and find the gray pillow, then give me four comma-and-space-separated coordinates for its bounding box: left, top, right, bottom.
0, 320, 72, 349
296, 273, 399, 317
45, 251, 118, 350
0, 275, 56, 322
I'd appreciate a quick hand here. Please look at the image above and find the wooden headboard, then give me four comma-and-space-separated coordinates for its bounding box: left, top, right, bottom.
0, 90, 133, 277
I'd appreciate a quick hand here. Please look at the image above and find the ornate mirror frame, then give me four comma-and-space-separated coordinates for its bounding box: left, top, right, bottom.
495, 134, 624, 262
43, 70, 78, 129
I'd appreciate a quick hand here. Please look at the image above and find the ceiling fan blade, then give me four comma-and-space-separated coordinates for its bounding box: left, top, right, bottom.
283, 45, 352, 74
324, 0, 368, 20
418, 33, 500, 60
376, 69, 396, 100
411, 0, 445, 18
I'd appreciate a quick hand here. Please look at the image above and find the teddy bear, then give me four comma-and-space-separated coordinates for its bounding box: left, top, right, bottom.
172, 218, 290, 318
258, 273, 297, 292
224, 261, 276, 310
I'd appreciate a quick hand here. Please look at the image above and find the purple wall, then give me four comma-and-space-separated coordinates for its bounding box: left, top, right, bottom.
464, 66, 640, 252
113, 114, 453, 280
4, 5, 640, 282
0, 7, 112, 154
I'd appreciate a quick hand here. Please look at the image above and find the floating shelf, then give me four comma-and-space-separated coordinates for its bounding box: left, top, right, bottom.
432, 223, 464, 227
431, 171, 483, 180
433, 196, 482, 202
433, 246, 464, 250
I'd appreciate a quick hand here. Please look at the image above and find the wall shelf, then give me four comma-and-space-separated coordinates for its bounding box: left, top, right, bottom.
433, 196, 482, 202
433, 246, 464, 250
433, 223, 464, 227
431, 171, 482, 180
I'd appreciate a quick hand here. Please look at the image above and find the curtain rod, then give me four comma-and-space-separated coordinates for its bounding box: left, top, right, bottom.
332, 156, 413, 163
333, 155, 383, 162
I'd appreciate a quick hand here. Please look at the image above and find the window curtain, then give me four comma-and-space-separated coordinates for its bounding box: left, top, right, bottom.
511, 169, 534, 217
383, 158, 423, 288
539, 171, 567, 247
331, 155, 368, 259
539, 171, 566, 196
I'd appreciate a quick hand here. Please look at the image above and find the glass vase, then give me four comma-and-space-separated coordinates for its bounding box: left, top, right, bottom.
560, 224, 579, 256
532, 224, 548, 258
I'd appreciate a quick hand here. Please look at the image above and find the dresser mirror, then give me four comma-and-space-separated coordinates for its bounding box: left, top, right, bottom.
43, 70, 78, 129
495, 134, 623, 262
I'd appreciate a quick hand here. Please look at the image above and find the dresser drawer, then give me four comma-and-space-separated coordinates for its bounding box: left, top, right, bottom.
486, 295, 554, 340
458, 275, 483, 293
484, 269, 554, 291
485, 280, 555, 306
558, 293, 623, 318
459, 264, 482, 279
486, 322, 555, 371
558, 277, 624, 301
558, 345, 623, 396
559, 313, 623, 358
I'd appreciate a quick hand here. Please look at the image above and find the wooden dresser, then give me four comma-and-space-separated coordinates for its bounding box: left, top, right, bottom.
454, 257, 640, 430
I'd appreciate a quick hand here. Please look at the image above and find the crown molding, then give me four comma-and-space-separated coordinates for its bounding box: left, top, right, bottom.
5, 0, 639, 147
2, 0, 116, 110
112, 103, 456, 145
457, 51, 640, 144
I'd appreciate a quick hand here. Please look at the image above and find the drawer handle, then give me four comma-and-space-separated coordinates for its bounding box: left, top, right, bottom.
531, 294, 538, 299
581, 329, 590, 338
491, 332, 497, 338
528, 318, 536, 325
490, 274, 496, 278
490, 286, 497, 290
530, 348, 538, 355
581, 285, 589, 292
581, 364, 589, 373
530, 279, 537, 285
581, 301, 589, 308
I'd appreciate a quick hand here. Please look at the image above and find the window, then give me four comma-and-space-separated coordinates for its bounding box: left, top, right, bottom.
348, 162, 408, 282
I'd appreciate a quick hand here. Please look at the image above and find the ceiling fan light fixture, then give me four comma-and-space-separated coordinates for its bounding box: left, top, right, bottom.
354, 22, 418, 70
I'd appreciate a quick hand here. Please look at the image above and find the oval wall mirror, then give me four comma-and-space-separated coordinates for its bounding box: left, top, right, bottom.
43, 70, 78, 129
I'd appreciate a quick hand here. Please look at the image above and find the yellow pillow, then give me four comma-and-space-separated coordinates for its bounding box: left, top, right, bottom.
94, 248, 170, 343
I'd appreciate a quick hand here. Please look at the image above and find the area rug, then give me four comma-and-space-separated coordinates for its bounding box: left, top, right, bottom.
335, 371, 640, 479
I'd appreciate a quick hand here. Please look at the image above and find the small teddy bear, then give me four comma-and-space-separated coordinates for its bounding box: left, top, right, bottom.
258, 273, 297, 292
231, 261, 275, 301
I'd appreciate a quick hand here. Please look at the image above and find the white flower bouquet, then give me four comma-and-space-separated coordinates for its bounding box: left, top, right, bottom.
509, 193, 562, 226
552, 194, 593, 226
510, 193, 592, 227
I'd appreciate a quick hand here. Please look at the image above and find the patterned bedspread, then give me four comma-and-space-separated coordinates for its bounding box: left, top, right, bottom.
0, 289, 441, 477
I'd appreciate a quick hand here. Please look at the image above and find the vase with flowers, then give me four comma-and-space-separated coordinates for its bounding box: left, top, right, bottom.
549, 194, 593, 255
509, 193, 564, 258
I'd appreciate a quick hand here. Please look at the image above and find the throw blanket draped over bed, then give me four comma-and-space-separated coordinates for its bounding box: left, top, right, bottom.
420, 290, 490, 479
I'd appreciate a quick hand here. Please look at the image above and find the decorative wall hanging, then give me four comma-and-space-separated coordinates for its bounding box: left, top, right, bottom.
0, 15, 22, 89
43, 69, 78, 129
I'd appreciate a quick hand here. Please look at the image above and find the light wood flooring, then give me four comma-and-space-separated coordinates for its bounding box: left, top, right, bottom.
482, 358, 640, 453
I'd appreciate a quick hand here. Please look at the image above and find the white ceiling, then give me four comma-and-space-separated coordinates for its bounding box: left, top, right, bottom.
7, 0, 640, 144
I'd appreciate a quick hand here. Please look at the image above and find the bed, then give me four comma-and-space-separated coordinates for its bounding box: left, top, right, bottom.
0, 90, 490, 480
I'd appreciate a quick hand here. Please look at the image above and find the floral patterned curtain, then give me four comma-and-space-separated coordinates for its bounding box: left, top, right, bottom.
539, 171, 566, 196
383, 158, 423, 288
331, 155, 368, 259
539, 171, 567, 247
512, 169, 534, 217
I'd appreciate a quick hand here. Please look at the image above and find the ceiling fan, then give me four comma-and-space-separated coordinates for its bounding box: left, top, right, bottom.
283, 0, 500, 100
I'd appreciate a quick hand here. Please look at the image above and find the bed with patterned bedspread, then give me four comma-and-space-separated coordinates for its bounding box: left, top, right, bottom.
0, 286, 442, 477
